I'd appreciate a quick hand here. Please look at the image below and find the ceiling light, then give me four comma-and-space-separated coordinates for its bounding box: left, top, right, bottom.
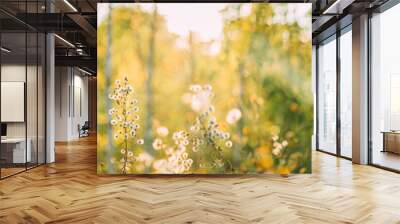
1, 47, 11, 53
322, 0, 355, 15
78, 67, 93, 76
323, 0, 343, 15
63, 0, 78, 12
54, 34, 75, 48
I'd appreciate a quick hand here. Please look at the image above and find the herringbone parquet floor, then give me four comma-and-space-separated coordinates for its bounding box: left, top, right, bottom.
1, 135, 400, 224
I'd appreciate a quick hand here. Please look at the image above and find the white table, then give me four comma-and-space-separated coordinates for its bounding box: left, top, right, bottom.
1, 138, 31, 163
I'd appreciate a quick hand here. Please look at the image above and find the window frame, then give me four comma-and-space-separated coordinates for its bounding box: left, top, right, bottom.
315, 23, 353, 161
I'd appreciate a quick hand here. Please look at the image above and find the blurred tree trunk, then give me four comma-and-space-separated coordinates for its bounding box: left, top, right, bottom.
105, 4, 114, 173
188, 31, 196, 83
232, 5, 245, 169
144, 6, 157, 156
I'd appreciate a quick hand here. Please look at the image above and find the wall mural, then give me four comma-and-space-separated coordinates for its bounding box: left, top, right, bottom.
97, 3, 312, 174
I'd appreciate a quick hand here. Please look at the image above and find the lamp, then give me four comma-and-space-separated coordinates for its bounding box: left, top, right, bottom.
323, 0, 344, 15
1, 47, 11, 53
78, 67, 93, 76
54, 34, 75, 48
63, 0, 78, 12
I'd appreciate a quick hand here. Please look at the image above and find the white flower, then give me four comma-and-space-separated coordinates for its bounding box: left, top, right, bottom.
108, 108, 116, 115
203, 84, 212, 91
137, 139, 144, 145
272, 147, 281, 156
190, 87, 212, 113
225, 141, 233, 148
165, 147, 174, 155
111, 120, 118, 126
177, 145, 186, 152
282, 140, 288, 147
127, 85, 133, 92
226, 108, 242, 124
274, 143, 282, 150
136, 152, 153, 166
272, 135, 279, 141
209, 116, 217, 124
153, 159, 167, 170
157, 126, 169, 137
152, 138, 163, 150
224, 133, 230, 139
190, 84, 202, 92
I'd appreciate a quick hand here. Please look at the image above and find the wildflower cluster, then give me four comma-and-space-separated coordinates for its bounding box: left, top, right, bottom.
173, 130, 190, 147
153, 152, 193, 174
136, 152, 153, 167
271, 135, 288, 157
186, 84, 233, 169
189, 109, 233, 150
108, 82, 237, 173
108, 77, 144, 174
150, 83, 235, 173
152, 131, 193, 173
188, 84, 213, 113
138, 128, 192, 174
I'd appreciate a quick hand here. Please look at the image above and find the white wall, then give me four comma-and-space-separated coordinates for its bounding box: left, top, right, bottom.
55, 67, 89, 141
1, 65, 38, 137
1, 65, 27, 139
55, 67, 69, 141
72, 73, 89, 138
1, 64, 46, 163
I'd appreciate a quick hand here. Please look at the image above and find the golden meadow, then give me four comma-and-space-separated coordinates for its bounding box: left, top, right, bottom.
97, 3, 312, 174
